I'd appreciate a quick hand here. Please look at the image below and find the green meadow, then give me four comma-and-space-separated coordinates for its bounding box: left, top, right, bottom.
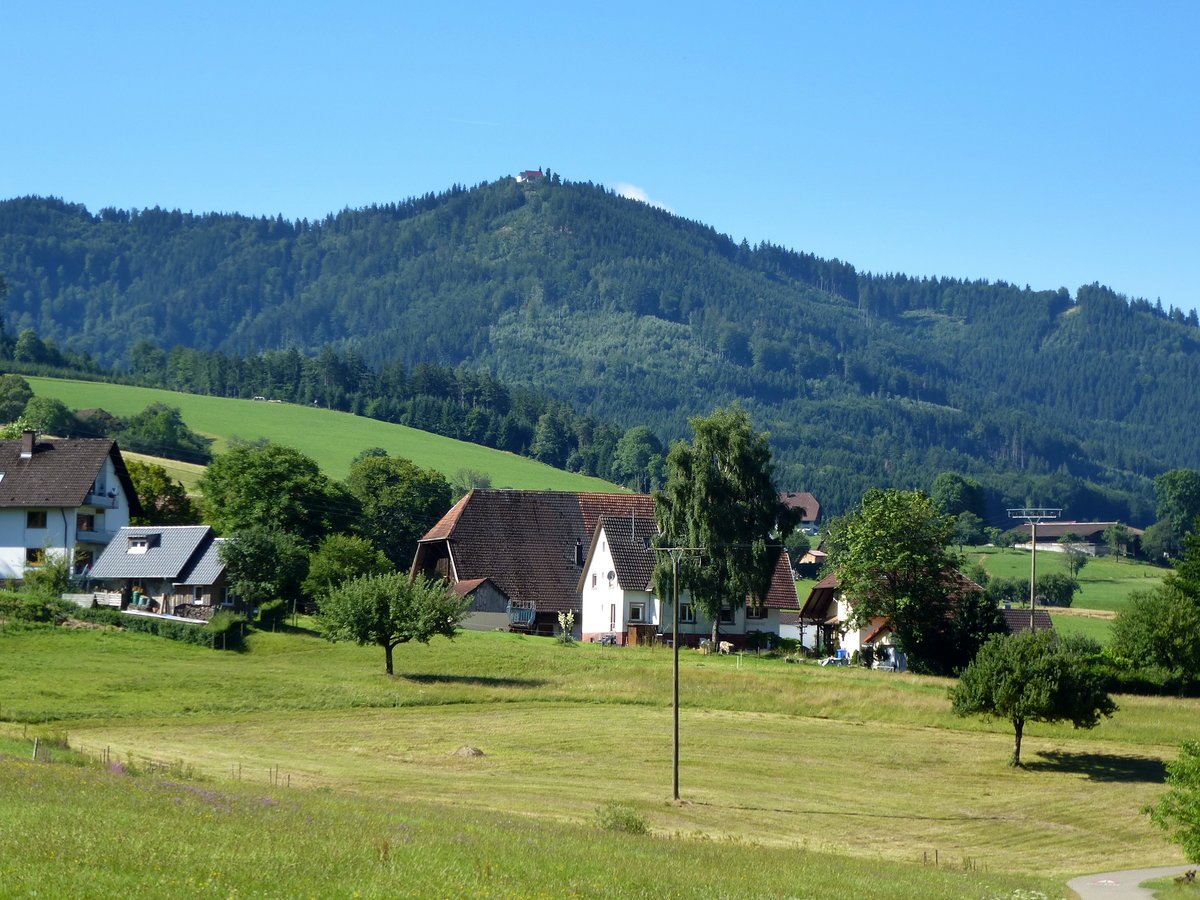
27, 376, 617, 490
0, 623, 1192, 898
965, 545, 1166, 643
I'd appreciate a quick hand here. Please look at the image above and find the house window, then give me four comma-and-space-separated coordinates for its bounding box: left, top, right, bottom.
629, 602, 645, 623
592, 573, 597, 588
25, 547, 44, 566
679, 603, 696, 623
746, 603, 766, 620
77, 513, 95, 532
26, 511, 47, 529
128, 536, 150, 554
719, 605, 735, 624
609, 604, 616, 630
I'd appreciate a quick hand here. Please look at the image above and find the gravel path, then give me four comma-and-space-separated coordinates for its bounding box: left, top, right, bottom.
1067, 865, 1195, 899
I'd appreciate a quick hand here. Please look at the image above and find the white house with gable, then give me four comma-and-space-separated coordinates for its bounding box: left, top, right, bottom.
0, 431, 141, 579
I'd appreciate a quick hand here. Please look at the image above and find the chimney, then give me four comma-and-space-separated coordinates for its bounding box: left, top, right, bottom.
19, 430, 36, 459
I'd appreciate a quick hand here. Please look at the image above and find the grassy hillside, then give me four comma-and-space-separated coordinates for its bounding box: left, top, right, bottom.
0, 624, 1191, 890
28, 376, 619, 490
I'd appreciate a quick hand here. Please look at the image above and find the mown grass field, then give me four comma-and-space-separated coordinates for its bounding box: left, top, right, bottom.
27, 376, 617, 490
0, 623, 1192, 898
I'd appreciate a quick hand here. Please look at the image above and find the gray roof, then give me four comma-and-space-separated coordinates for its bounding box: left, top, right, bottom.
183, 537, 227, 585
89, 526, 224, 583
0, 436, 141, 514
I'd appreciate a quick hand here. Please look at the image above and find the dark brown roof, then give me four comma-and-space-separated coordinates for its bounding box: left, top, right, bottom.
1001, 608, 1055, 634
415, 490, 654, 614
779, 491, 820, 523
799, 572, 840, 620
0, 436, 141, 514
588, 515, 797, 608
598, 514, 658, 591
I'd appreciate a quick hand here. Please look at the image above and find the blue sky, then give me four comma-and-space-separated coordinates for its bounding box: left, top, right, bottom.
4, 1, 1196, 311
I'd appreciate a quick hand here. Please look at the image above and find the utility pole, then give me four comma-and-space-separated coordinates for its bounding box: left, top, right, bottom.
1007, 508, 1061, 631
655, 543, 703, 802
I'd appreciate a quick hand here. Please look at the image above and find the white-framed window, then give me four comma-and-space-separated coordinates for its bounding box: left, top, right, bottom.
679, 603, 696, 623
128, 536, 150, 554
746, 603, 766, 620
629, 602, 645, 622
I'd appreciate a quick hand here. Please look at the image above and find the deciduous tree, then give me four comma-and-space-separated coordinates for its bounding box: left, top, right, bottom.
950, 630, 1116, 766
303, 534, 393, 606
344, 455, 451, 568
1147, 740, 1200, 863
199, 442, 355, 544
126, 459, 199, 526
0, 374, 33, 422
653, 405, 797, 642
824, 489, 964, 674
320, 572, 469, 674
219, 525, 309, 613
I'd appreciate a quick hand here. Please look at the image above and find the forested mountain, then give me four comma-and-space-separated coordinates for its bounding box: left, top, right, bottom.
1, 179, 1197, 524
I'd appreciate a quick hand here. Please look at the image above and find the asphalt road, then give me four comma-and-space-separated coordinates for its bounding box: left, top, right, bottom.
1067, 865, 1195, 899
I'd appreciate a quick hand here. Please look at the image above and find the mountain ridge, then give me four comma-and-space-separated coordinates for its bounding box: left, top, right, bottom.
1, 178, 1196, 522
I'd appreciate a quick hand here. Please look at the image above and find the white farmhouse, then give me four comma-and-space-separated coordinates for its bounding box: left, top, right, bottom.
0, 431, 140, 579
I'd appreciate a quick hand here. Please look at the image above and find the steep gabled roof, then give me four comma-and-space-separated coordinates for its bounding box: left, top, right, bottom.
597, 514, 658, 591
0, 436, 141, 514
587, 515, 798, 607
779, 491, 820, 523
1001, 607, 1055, 634
415, 490, 654, 614
762, 552, 800, 610
89, 525, 221, 582
799, 571, 840, 620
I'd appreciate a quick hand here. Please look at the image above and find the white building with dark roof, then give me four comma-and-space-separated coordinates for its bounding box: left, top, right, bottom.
0, 431, 140, 579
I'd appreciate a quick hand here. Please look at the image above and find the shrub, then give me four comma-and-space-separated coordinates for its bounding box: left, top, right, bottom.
595, 801, 648, 835
556, 610, 575, 644
255, 598, 288, 630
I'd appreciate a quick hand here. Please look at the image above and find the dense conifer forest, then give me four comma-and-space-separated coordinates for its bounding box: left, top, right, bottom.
1, 176, 1197, 524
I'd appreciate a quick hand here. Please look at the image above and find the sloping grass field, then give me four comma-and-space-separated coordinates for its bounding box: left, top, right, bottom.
27, 376, 617, 490
964, 546, 1166, 643
0, 623, 1192, 898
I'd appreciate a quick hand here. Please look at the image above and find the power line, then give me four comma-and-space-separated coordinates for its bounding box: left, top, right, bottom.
1007, 508, 1061, 631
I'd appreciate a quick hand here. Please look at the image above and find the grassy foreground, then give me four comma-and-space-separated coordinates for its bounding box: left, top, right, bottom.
0, 754, 1054, 900
0, 624, 1192, 896
27, 375, 616, 489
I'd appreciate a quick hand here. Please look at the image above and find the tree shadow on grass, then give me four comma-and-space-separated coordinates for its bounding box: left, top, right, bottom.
1025, 750, 1167, 783
402, 674, 547, 688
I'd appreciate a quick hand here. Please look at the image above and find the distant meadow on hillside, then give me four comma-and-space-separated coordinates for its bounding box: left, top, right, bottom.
28, 377, 619, 491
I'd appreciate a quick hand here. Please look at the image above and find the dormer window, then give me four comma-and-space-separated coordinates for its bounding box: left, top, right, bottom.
127, 535, 152, 554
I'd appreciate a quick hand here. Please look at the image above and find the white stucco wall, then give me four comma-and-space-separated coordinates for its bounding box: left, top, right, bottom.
0, 455, 132, 580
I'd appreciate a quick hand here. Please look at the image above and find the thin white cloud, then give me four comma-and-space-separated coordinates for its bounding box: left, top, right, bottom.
613, 182, 673, 214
